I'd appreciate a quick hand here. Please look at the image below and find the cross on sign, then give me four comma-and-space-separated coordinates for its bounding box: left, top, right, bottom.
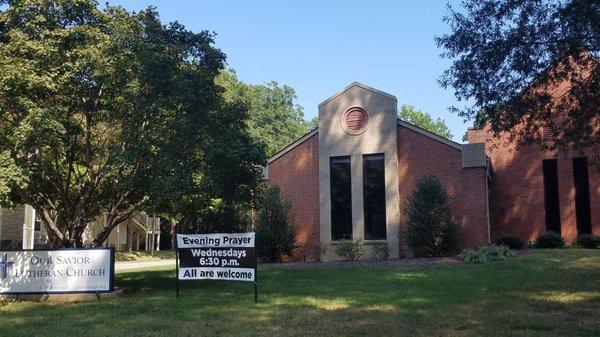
0, 254, 14, 279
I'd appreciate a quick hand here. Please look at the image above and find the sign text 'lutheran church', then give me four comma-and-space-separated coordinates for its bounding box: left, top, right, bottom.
176, 233, 256, 282
0, 248, 114, 294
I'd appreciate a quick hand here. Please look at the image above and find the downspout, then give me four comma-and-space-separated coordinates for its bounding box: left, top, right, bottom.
485, 158, 492, 244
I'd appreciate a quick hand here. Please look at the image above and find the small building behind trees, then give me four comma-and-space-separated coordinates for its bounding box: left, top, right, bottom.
0, 205, 160, 251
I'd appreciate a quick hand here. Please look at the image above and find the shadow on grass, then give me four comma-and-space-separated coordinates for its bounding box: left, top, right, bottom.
1, 250, 599, 337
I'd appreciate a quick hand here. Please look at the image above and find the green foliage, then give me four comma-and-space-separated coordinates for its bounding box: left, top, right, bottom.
0, 150, 26, 207
458, 245, 515, 264
575, 234, 599, 249
437, 0, 599, 150
307, 116, 319, 130
307, 242, 329, 262
497, 234, 526, 250
398, 105, 453, 139
255, 186, 298, 262
182, 199, 253, 235
372, 242, 390, 260
534, 232, 565, 249
405, 175, 461, 257
0, 0, 265, 247
216, 69, 309, 157
335, 239, 364, 261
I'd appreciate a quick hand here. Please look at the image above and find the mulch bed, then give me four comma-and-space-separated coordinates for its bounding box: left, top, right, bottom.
261, 249, 532, 269
261, 256, 463, 269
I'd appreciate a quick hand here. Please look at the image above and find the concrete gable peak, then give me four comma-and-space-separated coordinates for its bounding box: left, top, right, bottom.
318, 82, 397, 108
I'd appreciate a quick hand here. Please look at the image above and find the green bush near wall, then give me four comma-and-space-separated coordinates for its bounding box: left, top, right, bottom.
405, 175, 461, 257
534, 231, 565, 248
335, 239, 364, 261
496, 234, 526, 250
255, 186, 298, 262
458, 245, 515, 264
575, 234, 599, 249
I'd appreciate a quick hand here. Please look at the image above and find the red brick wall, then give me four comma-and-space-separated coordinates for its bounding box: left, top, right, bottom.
266, 133, 320, 261
267, 126, 491, 261
397, 127, 489, 255
468, 128, 600, 243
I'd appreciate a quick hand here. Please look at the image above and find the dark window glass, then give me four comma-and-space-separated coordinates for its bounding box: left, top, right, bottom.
363, 154, 386, 240
330, 156, 352, 240
34, 215, 42, 232
573, 157, 592, 234
542, 159, 561, 232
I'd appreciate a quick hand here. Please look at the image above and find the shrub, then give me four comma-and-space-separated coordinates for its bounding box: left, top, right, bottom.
497, 234, 526, 250
307, 242, 329, 262
405, 175, 461, 257
372, 242, 390, 260
534, 231, 565, 248
575, 234, 599, 249
335, 239, 364, 261
458, 245, 515, 264
255, 186, 298, 262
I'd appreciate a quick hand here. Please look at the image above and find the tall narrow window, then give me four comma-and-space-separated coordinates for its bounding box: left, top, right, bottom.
363, 154, 386, 240
330, 156, 352, 240
34, 214, 42, 232
542, 159, 561, 232
573, 157, 592, 235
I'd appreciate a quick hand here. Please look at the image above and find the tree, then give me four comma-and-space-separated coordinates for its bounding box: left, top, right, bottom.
405, 175, 460, 257
216, 69, 309, 157
0, 0, 264, 247
255, 186, 297, 262
398, 105, 454, 139
0, 151, 26, 207
436, 0, 599, 150
154, 100, 267, 235
307, 116, 319, 130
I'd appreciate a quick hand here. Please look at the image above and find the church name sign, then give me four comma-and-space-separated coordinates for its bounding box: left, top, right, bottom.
0, 248, 114, 294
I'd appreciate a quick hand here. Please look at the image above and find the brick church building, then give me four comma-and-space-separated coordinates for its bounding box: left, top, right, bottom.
264, 81, 598, 261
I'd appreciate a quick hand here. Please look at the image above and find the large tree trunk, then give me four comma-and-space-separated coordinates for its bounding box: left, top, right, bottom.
170, 219, 176, 250
92, 207, 137, 247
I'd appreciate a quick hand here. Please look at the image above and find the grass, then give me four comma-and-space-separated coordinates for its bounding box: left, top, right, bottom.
1, 249, 600, 337
114, 250, 175, 262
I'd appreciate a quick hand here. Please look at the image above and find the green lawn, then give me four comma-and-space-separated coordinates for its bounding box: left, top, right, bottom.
1, 250, 600, 337
115, 250, 175, 262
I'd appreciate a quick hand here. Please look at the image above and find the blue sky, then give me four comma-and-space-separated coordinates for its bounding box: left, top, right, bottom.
110, 1, 469, 141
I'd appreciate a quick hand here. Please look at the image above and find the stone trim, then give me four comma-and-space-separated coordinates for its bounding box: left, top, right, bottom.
318, 82, 397, 108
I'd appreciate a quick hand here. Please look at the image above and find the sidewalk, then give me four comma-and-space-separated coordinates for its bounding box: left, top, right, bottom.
115, 259, 175, 272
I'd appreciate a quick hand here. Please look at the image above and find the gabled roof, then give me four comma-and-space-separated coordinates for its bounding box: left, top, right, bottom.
266, 83, 488, 171
267, 127, 318, 164
318, 82, 397, 108
266, 120, 488, 170
397, 118, 462, 150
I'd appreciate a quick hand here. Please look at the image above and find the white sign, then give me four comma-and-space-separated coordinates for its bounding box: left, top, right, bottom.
177, 233, 256, 282
0, 249, 113, 294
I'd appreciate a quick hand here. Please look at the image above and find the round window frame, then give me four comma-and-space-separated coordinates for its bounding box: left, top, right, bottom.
341, 106, 370, 136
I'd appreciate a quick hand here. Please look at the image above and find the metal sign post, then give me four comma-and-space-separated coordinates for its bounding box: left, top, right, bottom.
254, 245, 258, 303
175, 224, 180, 299
175, 242, 180, 299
